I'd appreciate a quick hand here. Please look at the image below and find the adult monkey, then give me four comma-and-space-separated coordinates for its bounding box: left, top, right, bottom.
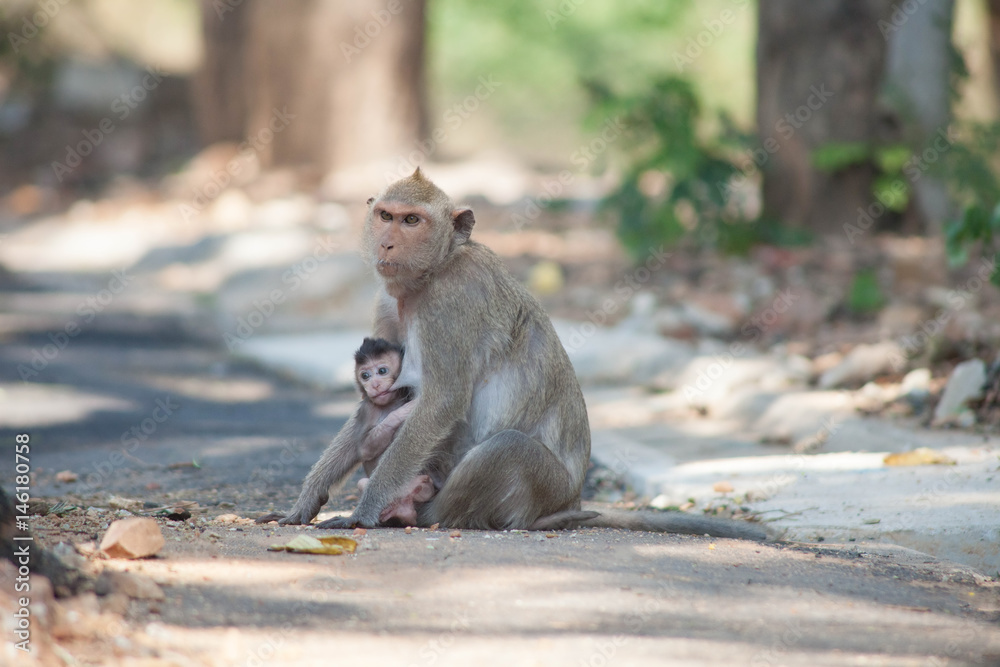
260, 169, 766, 541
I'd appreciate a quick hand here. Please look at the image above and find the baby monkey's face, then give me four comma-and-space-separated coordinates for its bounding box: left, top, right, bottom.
357, 352, 402, 407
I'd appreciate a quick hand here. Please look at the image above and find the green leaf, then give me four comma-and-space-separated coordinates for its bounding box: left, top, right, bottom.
847, 270, 885, 314
875, 144, 913, 173
873, 175, 909, 213
812, 142, 871, 172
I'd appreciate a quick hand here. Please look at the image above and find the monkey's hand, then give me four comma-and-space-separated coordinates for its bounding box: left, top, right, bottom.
360, 401, 416, 462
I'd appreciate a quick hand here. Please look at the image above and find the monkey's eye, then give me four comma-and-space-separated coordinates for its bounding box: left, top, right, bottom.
377, 366, 389, 375
380, 210, 392, 221
403, 214, 419, 225
360, 371, 371, 381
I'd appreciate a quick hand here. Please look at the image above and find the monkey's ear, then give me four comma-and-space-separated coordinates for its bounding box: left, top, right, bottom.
366, 197, 375, 206
452, 208, 475, 245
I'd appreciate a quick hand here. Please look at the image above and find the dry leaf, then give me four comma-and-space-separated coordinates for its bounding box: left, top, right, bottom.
268, 535, 357, 555
708, 543, 716, 550
713, 481, 734, 493
883, 448, 956, 467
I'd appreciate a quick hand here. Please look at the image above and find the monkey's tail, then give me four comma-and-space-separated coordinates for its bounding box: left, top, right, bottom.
529, 509, 771, 542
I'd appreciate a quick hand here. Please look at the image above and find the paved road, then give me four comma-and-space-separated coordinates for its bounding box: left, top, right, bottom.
2, 276, 999, 666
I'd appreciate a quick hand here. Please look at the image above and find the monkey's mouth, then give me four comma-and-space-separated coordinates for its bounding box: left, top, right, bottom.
376, 259, 400, 276
372, 390, 395, 405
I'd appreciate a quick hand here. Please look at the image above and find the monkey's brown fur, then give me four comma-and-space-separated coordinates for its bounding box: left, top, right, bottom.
258, 169, 767, 541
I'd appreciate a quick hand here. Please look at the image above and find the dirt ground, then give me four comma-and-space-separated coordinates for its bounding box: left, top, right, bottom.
3, 294, 1000, 666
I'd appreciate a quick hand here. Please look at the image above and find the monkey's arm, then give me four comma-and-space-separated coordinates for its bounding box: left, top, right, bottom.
359, 399, 417, 462
372, 289, 402, 342
256, 409, 365, 525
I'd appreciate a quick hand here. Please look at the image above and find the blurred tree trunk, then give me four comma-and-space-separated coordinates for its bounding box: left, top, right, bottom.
883, 0, 954, 235
756, 0, 892, 235
193, 0, 426, 173
191, 0, 249, 144
989, 0, 1000, 107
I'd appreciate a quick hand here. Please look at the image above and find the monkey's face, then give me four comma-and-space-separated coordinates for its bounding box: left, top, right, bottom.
357, 352, 402, 406
362, 170, 475, 296
366, 201, 441, 280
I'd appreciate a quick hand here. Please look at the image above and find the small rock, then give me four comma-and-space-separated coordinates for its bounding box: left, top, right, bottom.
956, 410, 977, 429
900, 368, 932, 395
932, 359, 986, 426
214, 513, 240, 524
649, 494, 675, 510
899, 368, 932, 411
50, 542, 86, 571
96, 571, 165, 600
108, 496, 142, 512
55, 470, 78, 483
713, 481, 734, 494
99, 518, 165, 559
818, 342, 904, 389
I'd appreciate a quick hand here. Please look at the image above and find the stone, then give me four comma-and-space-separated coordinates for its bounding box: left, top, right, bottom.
818, 342, 905, 389
932, 359, 986, 426
95, 571, 165, 600
99, 518, 165, 559
552, 320, 695, 386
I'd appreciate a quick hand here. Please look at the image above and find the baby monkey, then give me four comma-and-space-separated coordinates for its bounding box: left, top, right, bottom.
353, 337, 435, 526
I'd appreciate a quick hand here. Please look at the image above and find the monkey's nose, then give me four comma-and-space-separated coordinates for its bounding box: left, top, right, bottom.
381, 242, 393, 250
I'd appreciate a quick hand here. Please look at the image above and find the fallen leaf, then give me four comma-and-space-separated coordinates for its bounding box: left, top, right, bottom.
863, 518, 881, 525
708, 543, 716, 550
352, 527, 367, 536
713, 481, 735, 493
883, 448, 956, 467
55, 470, 78, 483
267, 535, 357, 555
449, 530, 461, 538
545, 533, 557, 539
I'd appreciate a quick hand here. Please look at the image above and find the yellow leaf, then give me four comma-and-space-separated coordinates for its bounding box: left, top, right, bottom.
883, 448, 956, 467
267, 534, 357, 555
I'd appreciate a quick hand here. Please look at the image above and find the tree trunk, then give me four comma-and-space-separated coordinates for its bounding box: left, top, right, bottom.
883, 0, 954, 235
988, 0, 1000, 108
756, 0, 893, 235
191, 0, 250, 145
194, 0, 426, 174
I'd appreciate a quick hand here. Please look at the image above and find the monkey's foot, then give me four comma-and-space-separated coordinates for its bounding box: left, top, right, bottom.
254, 512, 285, 524
314, 516, 360, 529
